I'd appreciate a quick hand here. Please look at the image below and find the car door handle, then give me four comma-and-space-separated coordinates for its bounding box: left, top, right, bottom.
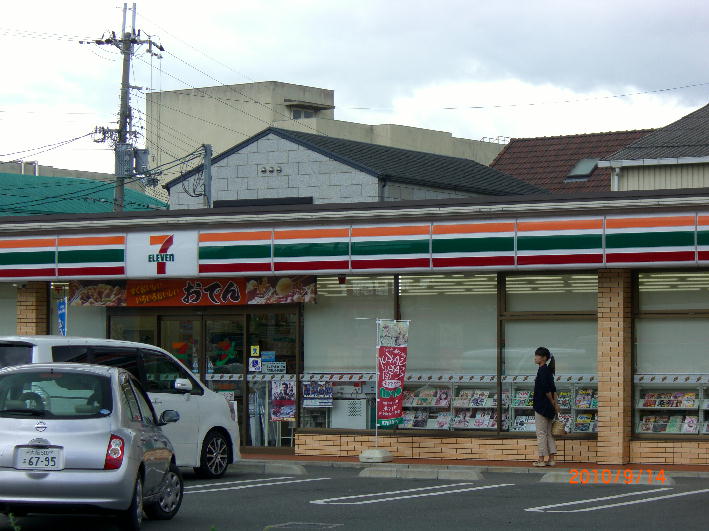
151, 399, 163, 406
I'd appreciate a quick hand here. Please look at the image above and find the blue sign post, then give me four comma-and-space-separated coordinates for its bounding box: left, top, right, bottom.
57, 298, 67, 336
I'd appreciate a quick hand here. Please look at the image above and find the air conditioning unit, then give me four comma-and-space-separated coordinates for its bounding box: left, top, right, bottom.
330, 399, 368, 429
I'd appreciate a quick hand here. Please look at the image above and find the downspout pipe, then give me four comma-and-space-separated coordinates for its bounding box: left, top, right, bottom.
612, 168, 620, 191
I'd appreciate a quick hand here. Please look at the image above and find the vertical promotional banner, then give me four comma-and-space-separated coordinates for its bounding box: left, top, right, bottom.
376, 320, 410, 427
57, 298, 67, 336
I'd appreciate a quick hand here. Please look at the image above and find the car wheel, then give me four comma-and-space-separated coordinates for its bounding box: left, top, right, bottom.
194, 430, 230, 479
117, 476, 143, 530
145, 462, 183, 520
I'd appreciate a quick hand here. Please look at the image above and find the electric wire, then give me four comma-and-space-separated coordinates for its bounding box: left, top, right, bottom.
0, 133, 94, 158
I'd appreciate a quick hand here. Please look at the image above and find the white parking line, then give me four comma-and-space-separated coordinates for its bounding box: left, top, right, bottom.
311, 483, 514, 505
186, 477, 331, 494
525, 488, 670, 512
185, 477, 294, 490
526, 487, 709, 513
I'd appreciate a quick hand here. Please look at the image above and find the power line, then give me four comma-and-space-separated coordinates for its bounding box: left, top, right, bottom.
137, 13, 255, 85
0, 27, 94, 42
435, 82, 709, 111
0, 132, 94, 159
132, 90, 251, 137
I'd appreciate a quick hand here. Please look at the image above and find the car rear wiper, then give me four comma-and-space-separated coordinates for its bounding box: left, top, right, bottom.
0, 409, 46, 417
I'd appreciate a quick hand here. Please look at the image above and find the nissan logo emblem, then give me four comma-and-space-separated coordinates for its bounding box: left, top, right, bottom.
34, 421, 47, 432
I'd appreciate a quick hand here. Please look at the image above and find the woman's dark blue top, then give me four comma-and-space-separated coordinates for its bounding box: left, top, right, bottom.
533, 364, 557, 419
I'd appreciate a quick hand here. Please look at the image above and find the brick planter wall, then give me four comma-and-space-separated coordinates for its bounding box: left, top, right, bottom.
295, 433, 598, 463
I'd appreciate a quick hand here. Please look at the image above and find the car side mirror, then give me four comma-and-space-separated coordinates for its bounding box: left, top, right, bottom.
174, 378, 193, 393
159, 409, 180, 425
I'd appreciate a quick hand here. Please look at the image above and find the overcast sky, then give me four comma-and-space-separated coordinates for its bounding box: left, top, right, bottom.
1, 0, 708, 174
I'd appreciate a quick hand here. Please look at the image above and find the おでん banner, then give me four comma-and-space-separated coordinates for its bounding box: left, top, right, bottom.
376, 320, 410, 427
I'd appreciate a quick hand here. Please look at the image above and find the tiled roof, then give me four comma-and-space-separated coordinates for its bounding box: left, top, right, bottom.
607, 103, 709, 160
168, 128, 544, 196
0, 172, 166, 216
490, 130, 653, 194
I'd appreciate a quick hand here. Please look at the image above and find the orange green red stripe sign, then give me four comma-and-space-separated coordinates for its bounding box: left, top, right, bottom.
1, 212, 708, 280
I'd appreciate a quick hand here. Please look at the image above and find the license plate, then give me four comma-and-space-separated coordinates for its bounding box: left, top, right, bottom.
15, 446, 63, 471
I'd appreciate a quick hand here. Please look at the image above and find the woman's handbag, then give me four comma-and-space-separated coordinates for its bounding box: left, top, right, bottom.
551, 415, 566, 436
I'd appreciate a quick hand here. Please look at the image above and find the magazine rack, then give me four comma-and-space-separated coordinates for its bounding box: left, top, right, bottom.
633, 375, 709, 435
504, 376, 597, 434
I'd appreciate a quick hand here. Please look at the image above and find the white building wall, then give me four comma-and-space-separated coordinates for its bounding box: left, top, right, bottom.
619, 164, 709, 191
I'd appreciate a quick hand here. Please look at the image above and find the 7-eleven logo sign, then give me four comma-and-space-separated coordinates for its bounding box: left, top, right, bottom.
148, 235, 175, 274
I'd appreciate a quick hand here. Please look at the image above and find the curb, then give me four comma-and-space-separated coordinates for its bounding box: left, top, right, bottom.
235, 459, 709, 480
359, 466, 483, 480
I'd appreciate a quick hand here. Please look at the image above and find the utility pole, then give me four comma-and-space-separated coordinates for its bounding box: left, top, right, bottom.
115, 3, 135, 212
203, 144, 212, 208
84, 3, 164, 212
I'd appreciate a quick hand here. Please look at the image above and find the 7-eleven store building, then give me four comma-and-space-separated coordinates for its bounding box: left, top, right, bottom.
5, 191, 709, 466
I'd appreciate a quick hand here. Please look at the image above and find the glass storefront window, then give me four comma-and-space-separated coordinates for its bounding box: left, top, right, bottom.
400, 274, 497, 373
635, 271, 709, 436
503, 273, 597, 435
206, 318, 245, 376
639, 272, 709, 311
635, 318, 709, 374
109, 314, 156, 345
506, 274, 597, 312
52, 283, 108, 338
502, 320, 597, 375
304, 276, 394, 372
160, 318, 201, 377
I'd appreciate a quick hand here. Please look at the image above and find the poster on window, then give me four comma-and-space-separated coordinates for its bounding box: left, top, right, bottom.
302, 381, 333, 408
376, 320, 410, 427
270, 381, 296, 421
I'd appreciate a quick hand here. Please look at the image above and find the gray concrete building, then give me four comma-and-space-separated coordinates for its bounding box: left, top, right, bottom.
165, 128, 541, 210
146, 81, 505, 201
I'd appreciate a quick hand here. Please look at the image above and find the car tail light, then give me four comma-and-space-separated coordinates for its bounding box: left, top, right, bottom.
104, 435, 125, 470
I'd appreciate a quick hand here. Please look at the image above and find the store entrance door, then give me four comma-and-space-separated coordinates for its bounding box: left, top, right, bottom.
109, 306, 301, 452
245, 311, 299, 448
204, 317, 246, 431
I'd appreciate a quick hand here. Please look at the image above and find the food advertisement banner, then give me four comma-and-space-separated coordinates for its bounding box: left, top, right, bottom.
376, 320, 410, 427
68, 276, 316, 307
271, 381, 296, 421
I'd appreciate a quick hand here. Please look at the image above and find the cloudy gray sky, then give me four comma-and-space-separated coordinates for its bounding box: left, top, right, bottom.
1, 0, 708, 173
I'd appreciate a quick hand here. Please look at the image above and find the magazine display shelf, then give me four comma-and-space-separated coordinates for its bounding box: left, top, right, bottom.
400, 375, 500, 430
504, 375, 597, 434
633, 375, 709, 435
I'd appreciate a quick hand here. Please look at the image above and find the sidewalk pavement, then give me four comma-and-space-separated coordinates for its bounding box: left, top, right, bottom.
237, 452, 709, 482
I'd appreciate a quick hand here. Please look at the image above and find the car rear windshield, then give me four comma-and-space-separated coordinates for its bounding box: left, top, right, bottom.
0, 343, 33, 368
0, 370, 112, 419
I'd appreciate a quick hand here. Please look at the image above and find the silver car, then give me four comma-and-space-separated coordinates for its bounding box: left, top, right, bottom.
0, 363, 184, 530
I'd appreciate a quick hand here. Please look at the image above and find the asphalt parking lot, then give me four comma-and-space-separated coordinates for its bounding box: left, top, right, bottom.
2, 467, 709, 530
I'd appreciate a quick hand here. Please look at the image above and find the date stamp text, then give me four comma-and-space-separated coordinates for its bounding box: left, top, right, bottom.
569, 469, 667, 484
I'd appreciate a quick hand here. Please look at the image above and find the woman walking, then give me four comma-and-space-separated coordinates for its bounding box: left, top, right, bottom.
532, 347, 561, 467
